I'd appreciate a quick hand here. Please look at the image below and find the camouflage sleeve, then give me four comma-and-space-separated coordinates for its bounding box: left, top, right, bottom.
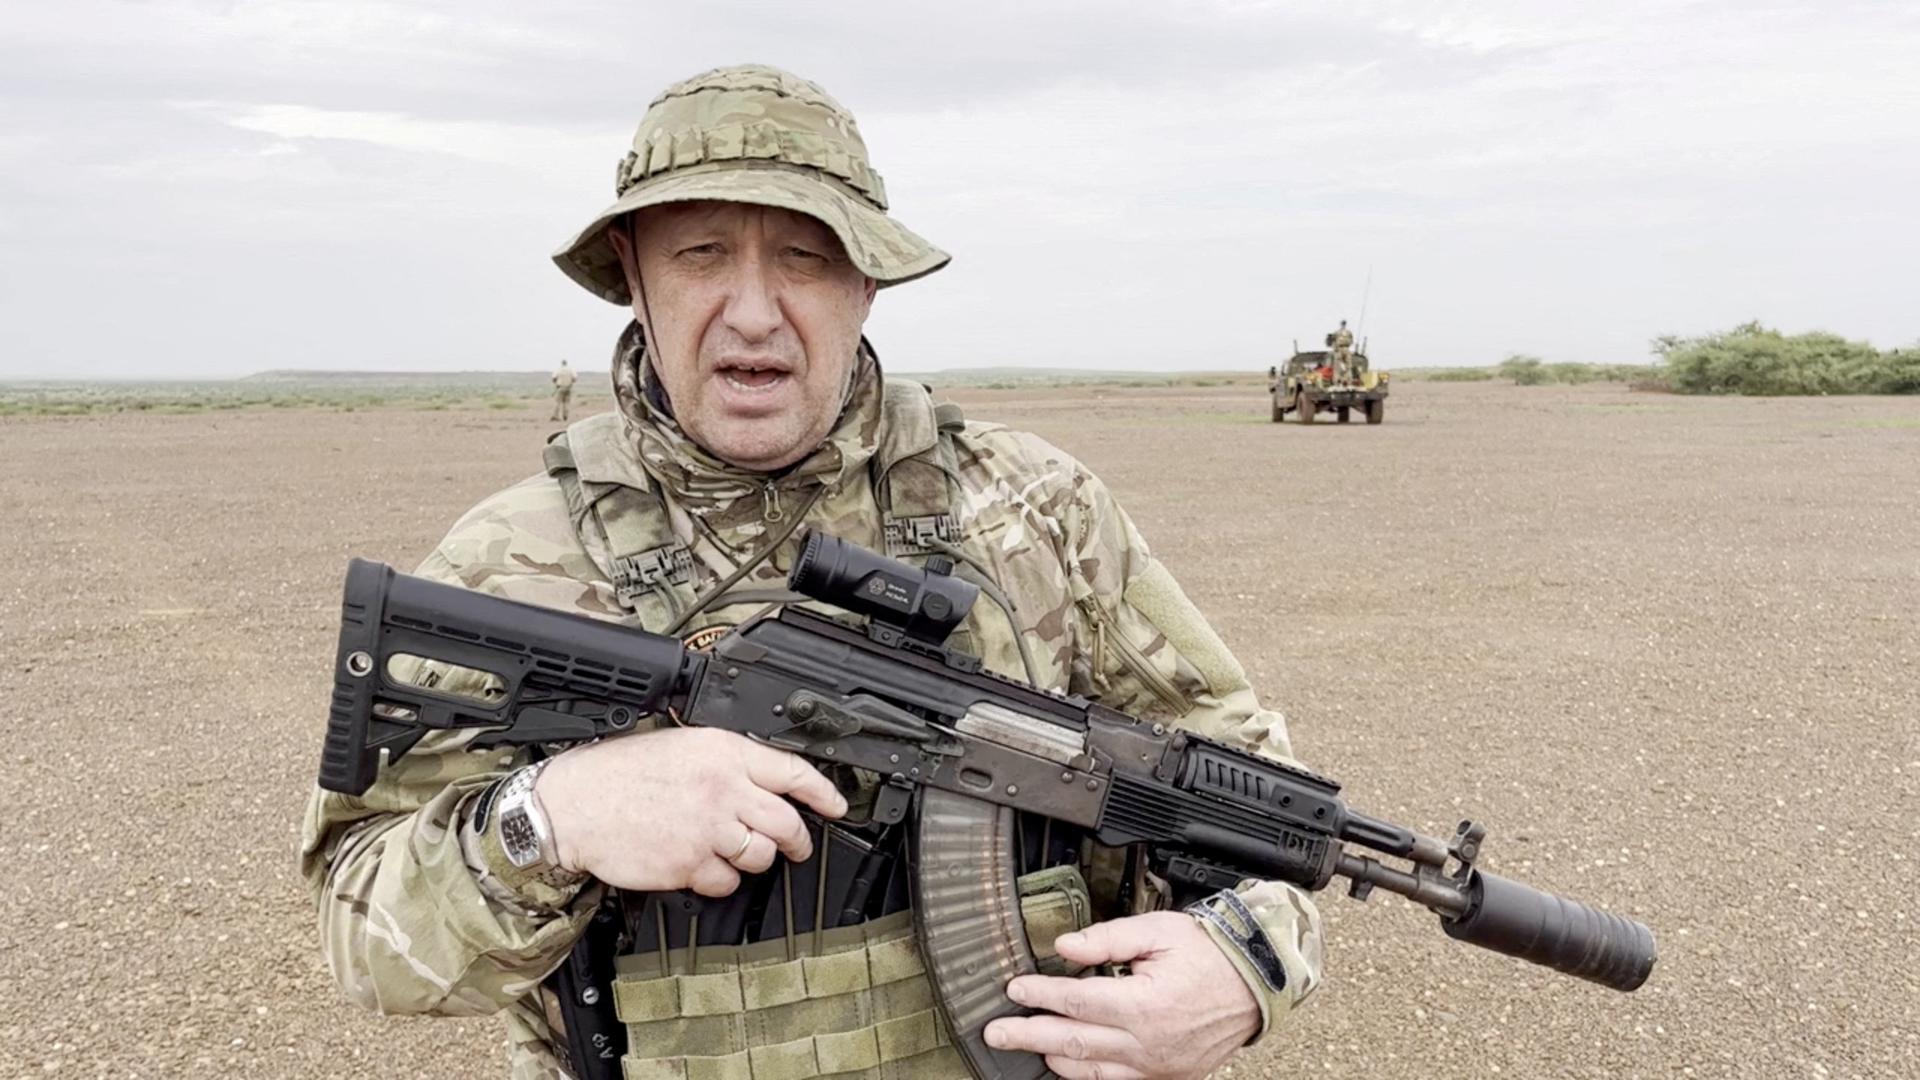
297, 473, 619, 1017
1057, 457, 1326, 1041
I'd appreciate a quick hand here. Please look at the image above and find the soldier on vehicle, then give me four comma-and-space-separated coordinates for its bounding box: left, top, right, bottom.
1330, 320, 1355, 381
550, 359, 578, 421
302, 65, 1324, 1080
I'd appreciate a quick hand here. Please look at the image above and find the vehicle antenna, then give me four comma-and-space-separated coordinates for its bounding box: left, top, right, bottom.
1356, 264, 1374, 344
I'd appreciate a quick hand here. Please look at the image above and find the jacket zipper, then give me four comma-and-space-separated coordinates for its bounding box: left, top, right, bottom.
1076, 596, 1187, 715
762, 480, 784, 523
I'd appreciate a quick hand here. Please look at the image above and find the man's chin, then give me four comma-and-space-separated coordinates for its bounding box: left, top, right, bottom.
695, 424, 814, 473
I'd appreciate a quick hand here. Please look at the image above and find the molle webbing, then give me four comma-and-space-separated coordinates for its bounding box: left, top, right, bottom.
544, 417, 694, 626
1016, 864, 1094, 976
875, 385, 964, 558
545, 383, 970, 622
609, 871, 1095, 1079
611, 912, 967, 1080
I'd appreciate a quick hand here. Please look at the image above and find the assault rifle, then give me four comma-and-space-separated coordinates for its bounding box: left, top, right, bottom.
319, 531, 1655, 1079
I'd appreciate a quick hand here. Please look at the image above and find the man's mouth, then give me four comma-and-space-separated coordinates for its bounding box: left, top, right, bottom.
717, 358, 793, 394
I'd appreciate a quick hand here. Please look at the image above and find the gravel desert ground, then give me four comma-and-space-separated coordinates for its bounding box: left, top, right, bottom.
2, 380, 1915, 1079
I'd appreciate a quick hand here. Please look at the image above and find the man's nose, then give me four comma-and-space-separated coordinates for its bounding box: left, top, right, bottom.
720, 255, 784, 343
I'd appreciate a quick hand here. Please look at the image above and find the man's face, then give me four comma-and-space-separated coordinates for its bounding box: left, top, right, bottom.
610, 201, 877, 472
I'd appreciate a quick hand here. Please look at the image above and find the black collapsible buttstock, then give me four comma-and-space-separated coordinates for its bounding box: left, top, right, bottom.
320, 559, 413, 795
1442, 870, 1656, 991
318, 558, 688, 795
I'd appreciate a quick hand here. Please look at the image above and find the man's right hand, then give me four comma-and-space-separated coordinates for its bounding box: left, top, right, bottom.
533, 727, 847, 896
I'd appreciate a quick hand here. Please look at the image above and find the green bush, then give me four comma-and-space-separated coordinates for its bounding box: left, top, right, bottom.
1656, 322, 1918, 395
1483, 356, 1663, 386
1552, 362, 1639, 383
1498, 354, 1548, 384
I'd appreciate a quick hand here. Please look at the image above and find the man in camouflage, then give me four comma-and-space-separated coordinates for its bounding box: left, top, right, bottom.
1328, 319, 1359, 382
1330, 321, 1355, 381
551, 359, 578, 421
303, 65, 1325, 1080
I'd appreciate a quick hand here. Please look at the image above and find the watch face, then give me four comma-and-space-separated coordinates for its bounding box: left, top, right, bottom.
501, 810, 542, 868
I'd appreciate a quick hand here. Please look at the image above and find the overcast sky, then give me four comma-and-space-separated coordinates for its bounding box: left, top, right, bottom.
3, 0, 1917, 378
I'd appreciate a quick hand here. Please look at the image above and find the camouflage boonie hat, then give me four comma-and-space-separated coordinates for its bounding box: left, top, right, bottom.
553, 64, 951, 304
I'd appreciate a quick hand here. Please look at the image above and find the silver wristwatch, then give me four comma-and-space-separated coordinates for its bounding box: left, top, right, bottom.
496, 760, 562, 872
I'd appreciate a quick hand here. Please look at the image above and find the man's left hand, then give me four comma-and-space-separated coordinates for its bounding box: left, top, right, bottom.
982, 911, 1260, 1080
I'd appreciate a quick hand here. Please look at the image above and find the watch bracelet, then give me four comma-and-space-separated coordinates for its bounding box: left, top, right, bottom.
477, 761, 588, 897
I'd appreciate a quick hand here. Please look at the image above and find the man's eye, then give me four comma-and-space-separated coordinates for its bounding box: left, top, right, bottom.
785, 247, 828, 261
677, 243, 722, 258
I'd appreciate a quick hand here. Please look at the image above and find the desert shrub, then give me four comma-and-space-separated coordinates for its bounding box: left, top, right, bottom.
1415, 367, 1496, 382
1499, 355, 1551, 385
1571, 363, 1642, 383
1656, 322, 1916, 395
1481, 356, 1664, 386
1867, 348, 1920, 394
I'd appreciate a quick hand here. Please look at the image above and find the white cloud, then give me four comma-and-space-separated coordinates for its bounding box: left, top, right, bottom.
186, 101, 611, 173
2, 0, 1917, 377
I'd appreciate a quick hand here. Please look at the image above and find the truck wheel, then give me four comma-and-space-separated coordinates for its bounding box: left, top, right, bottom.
1337, 406, 1351, 423
1366, 400, 1385, 424
1298, 396, 1317, 424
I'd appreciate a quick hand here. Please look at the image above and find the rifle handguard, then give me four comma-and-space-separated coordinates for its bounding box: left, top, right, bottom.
1442, 869, 1656, 991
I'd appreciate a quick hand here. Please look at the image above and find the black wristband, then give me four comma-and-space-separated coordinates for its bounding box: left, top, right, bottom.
469, 774, 510, 833
1185, 888, 1289, 994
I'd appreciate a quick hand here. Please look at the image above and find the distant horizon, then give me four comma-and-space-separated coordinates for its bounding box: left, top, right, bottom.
5, 327, 1905, 383
1, 356, 1665, 384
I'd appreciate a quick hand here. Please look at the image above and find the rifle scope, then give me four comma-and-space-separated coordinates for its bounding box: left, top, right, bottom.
789, 529, 977, 645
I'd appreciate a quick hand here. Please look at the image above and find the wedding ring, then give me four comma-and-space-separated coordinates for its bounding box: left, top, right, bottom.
727, 828, 756, 863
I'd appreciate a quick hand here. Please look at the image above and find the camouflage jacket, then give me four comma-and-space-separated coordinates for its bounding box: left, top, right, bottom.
300, 331, 1325, 1077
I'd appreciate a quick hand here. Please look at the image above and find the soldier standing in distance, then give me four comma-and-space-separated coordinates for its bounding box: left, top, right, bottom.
550, 359, 577, 421
303, 65, 1324, 1080
1330, 319, 1355, 381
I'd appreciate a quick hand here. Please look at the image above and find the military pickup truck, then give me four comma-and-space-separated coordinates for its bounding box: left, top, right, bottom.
1269, 348, 1389, 424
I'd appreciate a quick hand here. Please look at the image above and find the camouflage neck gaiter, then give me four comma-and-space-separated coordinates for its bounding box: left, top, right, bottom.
607, 321, 886, 518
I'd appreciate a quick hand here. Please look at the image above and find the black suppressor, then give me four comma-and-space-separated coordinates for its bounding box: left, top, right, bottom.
789, 529, 978, 644
1442, 869, 1656, 991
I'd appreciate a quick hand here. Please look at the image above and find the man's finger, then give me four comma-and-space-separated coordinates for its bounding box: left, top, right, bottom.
1004, 974, 1136, 1026
716, 824, 779, 874
688, 858, 743, 898
737, 790, 814, 862
1052, 913, 1180, 967
982, 1014, 1140, 1064
743, 744, 848, 818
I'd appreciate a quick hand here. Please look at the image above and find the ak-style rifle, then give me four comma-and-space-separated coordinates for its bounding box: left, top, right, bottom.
318, 531, 1654, 1079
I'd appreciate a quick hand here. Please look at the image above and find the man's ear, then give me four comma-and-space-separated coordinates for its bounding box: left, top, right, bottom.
606, 218, 645, 315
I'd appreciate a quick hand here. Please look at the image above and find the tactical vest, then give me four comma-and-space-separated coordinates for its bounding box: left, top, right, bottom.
538, 381, 1095, 1080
